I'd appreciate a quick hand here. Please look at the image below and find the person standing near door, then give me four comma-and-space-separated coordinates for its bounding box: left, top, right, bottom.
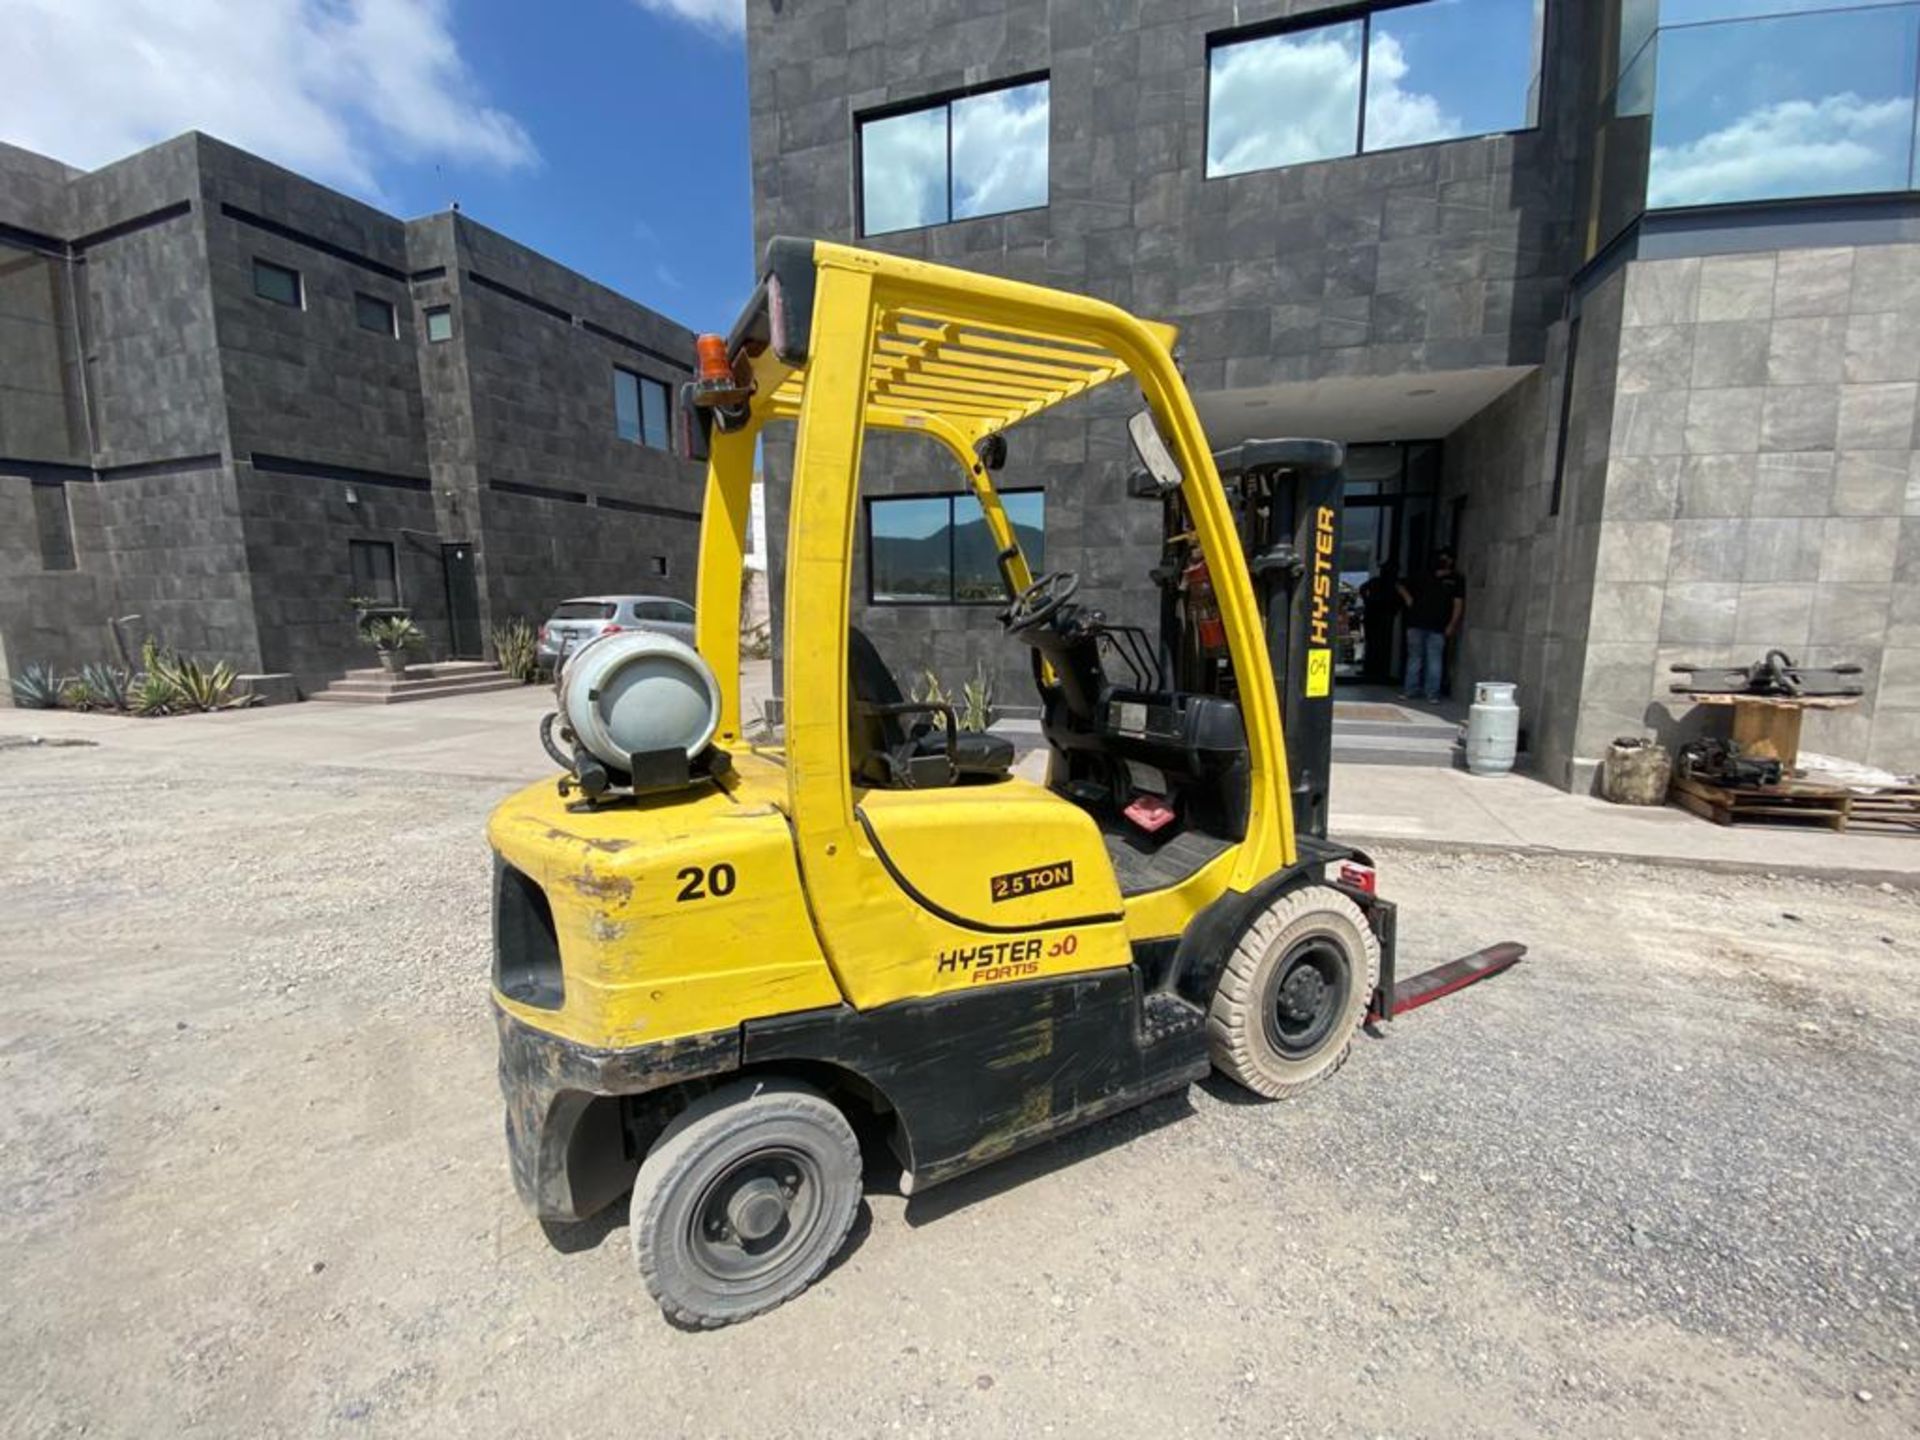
1396, 549, 1464, 704
1358, 560, 1401, 685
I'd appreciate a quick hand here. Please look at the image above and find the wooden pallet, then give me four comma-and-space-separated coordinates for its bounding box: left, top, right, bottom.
1671, 772, 1920, 833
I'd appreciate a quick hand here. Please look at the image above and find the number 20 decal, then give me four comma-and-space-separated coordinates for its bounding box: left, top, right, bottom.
675, 863, 737, 902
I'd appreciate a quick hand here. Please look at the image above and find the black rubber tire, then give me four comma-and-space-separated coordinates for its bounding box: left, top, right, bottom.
1207, 884, 1380, 1100
630, 1078, 861, 1329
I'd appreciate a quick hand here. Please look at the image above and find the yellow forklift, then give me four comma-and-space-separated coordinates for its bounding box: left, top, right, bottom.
490, 239, 1519, 1327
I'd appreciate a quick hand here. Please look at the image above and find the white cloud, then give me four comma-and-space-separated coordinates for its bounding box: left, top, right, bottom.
629, 0, 743, 36
1361, 34, 1461, 150
951, 84, 1048, 219
1206, 28, 1462, 176
1648, 92, 1912, 208
2, 0, 536, 197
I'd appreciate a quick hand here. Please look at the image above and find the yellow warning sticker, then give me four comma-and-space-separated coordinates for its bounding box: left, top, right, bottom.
1306, 648, 1332, 698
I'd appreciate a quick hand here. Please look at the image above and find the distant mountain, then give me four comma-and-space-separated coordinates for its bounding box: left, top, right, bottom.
872, 515, 1045, 601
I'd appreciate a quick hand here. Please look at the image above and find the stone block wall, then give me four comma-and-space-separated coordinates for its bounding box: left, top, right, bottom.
1574, 244, 1920, 776
749, 0, 1588, 709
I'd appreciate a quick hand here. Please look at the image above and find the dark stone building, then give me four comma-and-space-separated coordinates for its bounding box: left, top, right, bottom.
1, 132, 703, 694
748, 0, 1920, 786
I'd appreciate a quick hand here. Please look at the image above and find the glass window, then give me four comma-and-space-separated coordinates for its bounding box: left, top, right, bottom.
869, 495, 953, 601
1365, 0, 1541, 150
1618, 0, 1660, 77
424, 305, 453, 343
354, 292, 396, 336
1662, 0, 1879, 22
869, 490, 1046, 604
349, 539, 398, 605
859, 79, 1050, 235
616, 369, 672, 448
553, 601, 616, 620
668, 599, 693, 621
1207, 0, 1544, 178
652, 556, 672, 579
951, 81, 1051, 220
253, 259, 301, 307
614, 369, 642, 442
1648, 5, 1920, 208
1208, 22, 1363, 176
640, 375, 671, 449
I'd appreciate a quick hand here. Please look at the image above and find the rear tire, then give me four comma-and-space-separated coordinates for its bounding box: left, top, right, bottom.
1207, 884, 1380, 1099
630, 1078, 861, 1329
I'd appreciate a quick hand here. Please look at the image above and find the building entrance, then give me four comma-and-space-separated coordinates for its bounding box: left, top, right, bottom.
1337, 441, 1443, 686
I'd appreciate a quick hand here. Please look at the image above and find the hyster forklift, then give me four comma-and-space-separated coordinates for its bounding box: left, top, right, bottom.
490, 239, 1519, 1327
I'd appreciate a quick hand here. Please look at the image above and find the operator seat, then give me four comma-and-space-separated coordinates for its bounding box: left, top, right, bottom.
848, 627, 1015, 788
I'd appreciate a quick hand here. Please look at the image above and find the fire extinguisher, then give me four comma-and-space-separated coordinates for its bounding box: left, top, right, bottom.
1182, 556, 1227, 654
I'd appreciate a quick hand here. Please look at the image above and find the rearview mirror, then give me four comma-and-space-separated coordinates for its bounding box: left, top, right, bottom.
1127, 409, 1182, 496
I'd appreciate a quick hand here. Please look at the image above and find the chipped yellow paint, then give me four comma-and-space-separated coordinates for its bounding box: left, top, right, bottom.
490, 750, 840, 1048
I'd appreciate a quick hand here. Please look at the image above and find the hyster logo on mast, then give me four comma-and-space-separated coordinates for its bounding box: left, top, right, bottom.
1306, 504, 1337, 698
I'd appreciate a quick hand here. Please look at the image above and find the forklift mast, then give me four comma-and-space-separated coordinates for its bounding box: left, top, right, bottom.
1213, 439, 1347, 840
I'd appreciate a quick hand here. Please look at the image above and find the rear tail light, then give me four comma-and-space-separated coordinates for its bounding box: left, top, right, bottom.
600, 623, 624, 636
1338, 861, 1377, 895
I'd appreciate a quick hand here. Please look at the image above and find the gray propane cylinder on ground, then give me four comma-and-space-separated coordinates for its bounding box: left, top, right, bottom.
558, 630, 721, 772
1601, 736, 1671, 805
1465, 681, 1520, 775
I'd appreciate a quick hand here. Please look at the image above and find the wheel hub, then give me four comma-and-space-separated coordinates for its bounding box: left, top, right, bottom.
726, 1177, 790, 1242
1276, 966, 1327, 1023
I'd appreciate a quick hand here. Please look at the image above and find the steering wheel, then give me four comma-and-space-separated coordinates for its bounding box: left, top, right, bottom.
1003, 570, 1081, 635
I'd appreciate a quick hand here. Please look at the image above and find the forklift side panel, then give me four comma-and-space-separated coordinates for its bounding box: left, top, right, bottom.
857, 780, 1126, 934
743, 968, 1208, 1191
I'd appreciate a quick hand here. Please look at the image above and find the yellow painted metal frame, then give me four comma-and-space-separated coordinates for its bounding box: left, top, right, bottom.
691, 242, 1298, 994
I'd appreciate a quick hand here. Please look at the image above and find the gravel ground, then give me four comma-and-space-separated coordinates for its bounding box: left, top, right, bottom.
1, 739, 1916, 1438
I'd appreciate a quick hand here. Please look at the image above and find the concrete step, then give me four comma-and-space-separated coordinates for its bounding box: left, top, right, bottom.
1333, 731, 1463, 768
310, 671, 524, 705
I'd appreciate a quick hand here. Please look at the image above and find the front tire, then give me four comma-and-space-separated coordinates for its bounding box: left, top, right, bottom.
630, 1078, 861, 1328
1207, 884, 1381, 1099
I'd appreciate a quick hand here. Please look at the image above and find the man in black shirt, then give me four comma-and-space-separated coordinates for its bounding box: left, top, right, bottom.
1396, 549, 1465, 703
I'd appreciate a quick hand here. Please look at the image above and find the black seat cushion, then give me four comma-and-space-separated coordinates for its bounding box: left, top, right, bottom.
921, 728, 1015, 775
849, 627, 1014, 787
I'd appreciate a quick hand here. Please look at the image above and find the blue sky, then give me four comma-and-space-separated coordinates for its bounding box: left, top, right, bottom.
5, 0, 755, 331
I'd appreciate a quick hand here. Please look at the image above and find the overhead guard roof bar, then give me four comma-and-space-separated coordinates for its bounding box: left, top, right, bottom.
713, 237, 1177, 446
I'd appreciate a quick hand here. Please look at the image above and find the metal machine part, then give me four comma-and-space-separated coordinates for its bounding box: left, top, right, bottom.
1670, 649, 1864, 699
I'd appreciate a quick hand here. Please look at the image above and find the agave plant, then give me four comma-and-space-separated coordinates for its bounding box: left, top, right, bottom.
151, 653, 257, 712
9, 663, 63, 710
79, 662, 133, 712
959, 663, 996, 734
130, 670, 178, 717
59, 676, 105, 711
361, 615, 426, 654
491, 617, 540, 684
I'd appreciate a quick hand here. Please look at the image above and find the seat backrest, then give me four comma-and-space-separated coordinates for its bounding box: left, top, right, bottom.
848, 627, 908, 780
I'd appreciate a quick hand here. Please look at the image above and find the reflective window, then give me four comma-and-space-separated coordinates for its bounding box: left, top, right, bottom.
1649, 4, 1920, 207
859, 79, 1049, 235
354, 292, 396, 336
424, 305, 453, 343
1208, 21, 1363, 174
349, 540, 399, 605
614, 369, 672, 449
1366, 0, 1542, 149
1207, 0, 1543, 178
1662, 0, 1880, 21
869, 490, 1046, 605
252, 258, 301, 307
951, 81, 1052, 221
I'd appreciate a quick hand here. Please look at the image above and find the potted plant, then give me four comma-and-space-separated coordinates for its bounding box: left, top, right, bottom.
362, 614, 426, 676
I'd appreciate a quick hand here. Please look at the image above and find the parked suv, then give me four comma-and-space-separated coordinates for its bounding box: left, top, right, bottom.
537, 595, 696, 674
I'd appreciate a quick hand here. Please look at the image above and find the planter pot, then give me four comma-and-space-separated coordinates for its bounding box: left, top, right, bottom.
378, 650, 409, 677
